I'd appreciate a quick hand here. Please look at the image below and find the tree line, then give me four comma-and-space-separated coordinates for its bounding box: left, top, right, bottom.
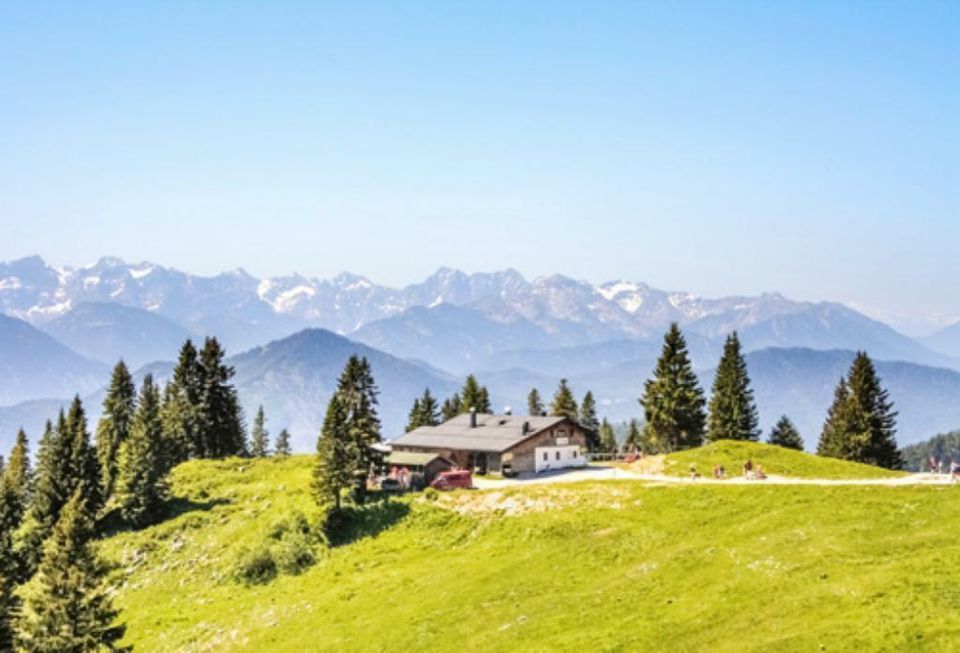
0, 336, 293, 651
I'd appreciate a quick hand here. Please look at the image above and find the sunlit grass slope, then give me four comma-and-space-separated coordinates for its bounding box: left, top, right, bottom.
662, 440, 907, 479
104, 455, 956, 652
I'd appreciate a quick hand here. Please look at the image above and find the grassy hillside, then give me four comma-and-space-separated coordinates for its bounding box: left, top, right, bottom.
103, 455, 957, 652
660, 440, 906, 479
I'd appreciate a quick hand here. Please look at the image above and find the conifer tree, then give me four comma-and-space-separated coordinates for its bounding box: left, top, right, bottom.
441, 393, 462, 421
4, 429, 31, 517
197, 337, 246, 458
623, 419, 643, 452
817, 353, 902, 469
768, 415, 804, 450
116, 375, 169, 528
707, 332, 760, 442
417, 388, 440, 427
579, 391, 601, 451
313, 395, 354, 512
460, 375, 491, 413
250, 405, 270, 457
95, 360, 137, 498
639, 323, 706, 452
550, 378, 579, 421
0, 479, 19, 650
599, 418, 618, 453
274, 429, 292, 457
527, 388, 544, 416
335, 356, 382, 475
64, 396, 102, 520
16, 490, 123, 652
162, 340, 203, 463
405, 397, 423, 433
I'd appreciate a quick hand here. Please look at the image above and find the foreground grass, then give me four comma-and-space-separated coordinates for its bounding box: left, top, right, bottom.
662, 440, 907, 479
104, 455, 957, 652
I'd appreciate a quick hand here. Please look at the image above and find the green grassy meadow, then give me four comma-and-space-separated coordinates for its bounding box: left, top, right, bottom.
103, 452, 958, 652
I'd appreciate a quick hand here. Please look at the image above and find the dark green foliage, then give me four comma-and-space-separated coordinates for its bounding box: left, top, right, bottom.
15, 489, 124, 652
274, 429, 292, 457
335, 356, 382, 477
527, 388, 544, 416
250, 405, 270, 457
116, 375, 169, 528
4, 429, 31, 524
639, 323, 706, 452
550, 378, 579, 421
15, 418, 67, 579
599, 418, 618, 453
768, 415, 804, 450
64, 397, 103, 521
197, 337, 246, 458
95, 360, 137, 498
233, 545, 278, 586
459, 375, 491, 414
817, 352, 902, 469
623, 418, 643, 453
901, 431, 960, 472
313, 395, 355, 511
0, 469, 24, 649
579, 391, 600, 451
707, 332, 760, 442
161, 340, 203, 464
405, 388, 440, 432
441, 393, 462, 421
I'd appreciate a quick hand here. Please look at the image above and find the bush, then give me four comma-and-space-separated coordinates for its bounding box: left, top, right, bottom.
423, 487, 439, 502
234, 545, 277, 585
273, 530, 316, 575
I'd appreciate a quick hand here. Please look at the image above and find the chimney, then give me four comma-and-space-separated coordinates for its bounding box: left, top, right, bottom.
469, 407, 477, 428
504, 406, 512, 416
522, 421, 530, 435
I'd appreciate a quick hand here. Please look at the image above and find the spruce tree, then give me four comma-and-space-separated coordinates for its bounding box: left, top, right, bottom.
527, 388, 544, 416
313, 395, 354, 512
550, 379, 579, 421
274, 429, 292, 457
599, 418, 618, 453
16, 489, 123, 652
197, 337, 246, 458
579, 391, 601, 452
4, 429, 31, 517
95, 360, 137, 498
706, 332, 760, 442
639, 323, 706, 452
116, 375, 169, 528
250, 405, 270, 457
336, 356, 382, 475
418, 388, 440, 427
405, 398, 423, 433
441, 393, 462, 421
64, 396, 102, 521
0, 479, 19, 650
162, 340, 203, 463
460, 375, 491, 413
818, 353, 902, 469
623, 419, 643, 453
768, 415, 804, 450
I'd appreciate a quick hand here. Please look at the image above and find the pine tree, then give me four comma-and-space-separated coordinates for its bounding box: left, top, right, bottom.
4, 429, 31, 517
818, 353, 902, 469
599, 418, 618, 453
197, 337, 246, 458
550, 379, 579, 421
95, 360, 137, 498
405, 398, 423, 433
162, 340, 203, 463
116, 375, 169, 528
274, 429, 292, 457
313, 395, 354, 512
441, 393, 462, 421
0, 479, 19, 650
15, 489, 123, 652
579, 391, 601, 452
768, 415, 804, 450
336, 356, 382, 476
250, 405, 270, 457
417, 388, 440, 427
623, 419, 643, 453
639, 323, 706, 452
460, 375, 491, 413
707, 332, 760, 442
64, 396, 102, 521
527, 388, 544, 416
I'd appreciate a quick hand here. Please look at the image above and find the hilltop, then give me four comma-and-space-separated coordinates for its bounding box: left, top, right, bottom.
102, 452, 959, 652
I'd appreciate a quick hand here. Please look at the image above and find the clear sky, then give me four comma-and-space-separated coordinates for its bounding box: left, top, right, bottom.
1, 2, 957, 331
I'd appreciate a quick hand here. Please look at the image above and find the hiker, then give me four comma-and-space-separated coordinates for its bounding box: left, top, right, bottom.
712, 464, 719, 479
690, 464, 699, 480
930, 456, 938, 474
743, 459, 754, 480
718, 465, 726, 479
951, 460, 959, 483
755, 464, 767, 480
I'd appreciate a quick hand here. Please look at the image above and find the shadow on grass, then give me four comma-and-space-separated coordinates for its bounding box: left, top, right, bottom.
99, 495, 232, 537
324, 500, 411, 548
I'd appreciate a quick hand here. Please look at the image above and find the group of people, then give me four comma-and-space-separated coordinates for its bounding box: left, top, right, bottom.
929, 456, 960, 482
689, 460, 766, 481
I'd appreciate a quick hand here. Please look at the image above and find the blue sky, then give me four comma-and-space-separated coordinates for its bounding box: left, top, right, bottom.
1, 2, 957, 330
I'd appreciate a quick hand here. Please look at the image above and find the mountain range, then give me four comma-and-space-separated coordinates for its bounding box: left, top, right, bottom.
3, 255, 960, 453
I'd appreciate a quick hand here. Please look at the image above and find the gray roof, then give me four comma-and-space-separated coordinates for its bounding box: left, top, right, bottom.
386, 451, 448, 467
390, 413, 568, 453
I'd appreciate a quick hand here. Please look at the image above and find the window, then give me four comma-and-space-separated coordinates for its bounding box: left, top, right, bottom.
555, 451, 561, 461
543, 452, 548, 461
556, 430, 567, 439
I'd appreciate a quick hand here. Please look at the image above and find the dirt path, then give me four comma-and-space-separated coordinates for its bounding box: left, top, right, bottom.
472, 466, 956, 489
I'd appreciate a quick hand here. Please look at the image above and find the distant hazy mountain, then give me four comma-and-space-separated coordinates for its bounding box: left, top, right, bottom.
41, 302, 193, 368
922, 321, 960, 359
0, 314, 106, 406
